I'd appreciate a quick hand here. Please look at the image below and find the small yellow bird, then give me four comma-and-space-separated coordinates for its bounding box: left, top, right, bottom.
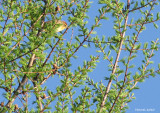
44, 20, 67, 32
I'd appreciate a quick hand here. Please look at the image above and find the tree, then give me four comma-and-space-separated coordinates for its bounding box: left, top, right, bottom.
0, 0, 160, 112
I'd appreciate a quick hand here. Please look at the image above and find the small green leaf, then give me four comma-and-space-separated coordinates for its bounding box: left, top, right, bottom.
117, 70, 124, 74
158, 63, 160, 69
101, 16, 109, 20
144, 42, 148, 49
83, 44, 88, 48
153, 23, 158, 29
96, 50, 101, 53
156, 12, 160, 20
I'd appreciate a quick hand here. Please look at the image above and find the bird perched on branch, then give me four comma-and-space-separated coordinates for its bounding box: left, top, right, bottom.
44, 20, 67, 33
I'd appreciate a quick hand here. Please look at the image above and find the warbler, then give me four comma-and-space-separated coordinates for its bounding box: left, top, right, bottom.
44, 20, 67, 33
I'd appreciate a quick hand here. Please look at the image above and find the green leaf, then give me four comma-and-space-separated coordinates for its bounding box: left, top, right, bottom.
156, 12, 160, 20
91, 31, 97, 34
101, 16, 109, 20
107, 50, 111, 56
143, 42, 148, 49
135, 43, 141, 50
153, 23, 158, 29
117, 70, 124, 74
83, 44, 88, 48
105, 77, 110, 80
95, 16, 98, 23
75, 36, 80, 42
158, 63, 160, 69
128, 64, 135, 68
96, 50, 101, 53
109, 44, 116, 51
130, 54, 137, 60
140, 0, 145, 6
156, 71, 160, 74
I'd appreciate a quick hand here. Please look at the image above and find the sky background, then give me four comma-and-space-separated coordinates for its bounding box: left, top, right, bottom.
24, 0, 160, 112
0, 0, 160, 112
65, 0, 160, 113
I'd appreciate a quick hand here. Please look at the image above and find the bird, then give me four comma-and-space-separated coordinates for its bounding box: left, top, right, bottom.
44, 20, 67, 33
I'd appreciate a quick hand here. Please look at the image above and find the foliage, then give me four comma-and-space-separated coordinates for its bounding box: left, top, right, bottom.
0, 0, 160, 112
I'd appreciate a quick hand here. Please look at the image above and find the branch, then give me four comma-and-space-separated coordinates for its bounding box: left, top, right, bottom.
99, 0, 130, 112
109, 1, 156, 112
4, 54, 35, 108
128, 0, 155, 13
127, 18, 160, 26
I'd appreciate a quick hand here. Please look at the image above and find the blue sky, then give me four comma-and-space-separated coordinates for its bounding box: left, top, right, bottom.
93, 1, 160, 113
0, 0, 160, 112
67, 0, 160, 112
26, 0, 160, 112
